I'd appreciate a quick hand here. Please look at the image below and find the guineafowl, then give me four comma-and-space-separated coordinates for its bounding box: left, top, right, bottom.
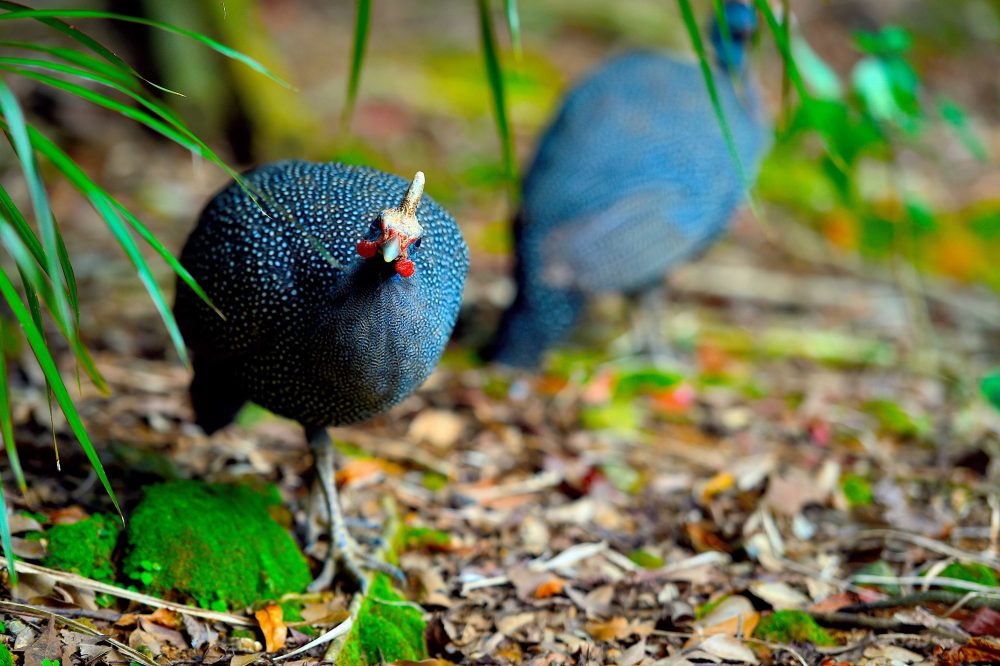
174, 161, 469, 591
486, 0, 770, 368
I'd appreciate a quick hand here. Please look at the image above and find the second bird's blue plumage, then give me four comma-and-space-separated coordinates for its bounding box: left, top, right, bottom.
488, 2, 771, 367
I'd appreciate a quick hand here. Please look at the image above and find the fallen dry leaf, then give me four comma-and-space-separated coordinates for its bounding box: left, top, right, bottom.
534, 577, 565, 598
230, 653, 263, 666
255, 604, 287, 652
695, 634, 758, 664
585, 617, 654, 642
24, 618, 59, 666
934, 636, 1000, 665
963, 607, 1000, 637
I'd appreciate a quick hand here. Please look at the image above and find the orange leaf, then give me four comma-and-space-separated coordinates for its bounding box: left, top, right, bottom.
701, 472, 734, 502
255, 604, 287, 653
335, 458, 402, 486
147, 608, 180, 629
534, 578, 565, 599
585, 617, 653, 642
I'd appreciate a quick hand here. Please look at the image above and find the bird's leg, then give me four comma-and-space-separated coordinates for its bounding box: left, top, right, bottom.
628, 285, 677, 366
305, 426, 403, 594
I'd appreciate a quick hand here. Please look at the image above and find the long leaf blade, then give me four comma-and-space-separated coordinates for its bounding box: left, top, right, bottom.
677, 0, 748, 191
21, 126, 192, 365
0, 9, 291, 88
341, 0, 371, 132
503, 0, 522, 63
0, 0, 178, 95
0, 268, 121, 519
477, 0, 517, 191
0, 316, 23, 494
0, 79, 75, 336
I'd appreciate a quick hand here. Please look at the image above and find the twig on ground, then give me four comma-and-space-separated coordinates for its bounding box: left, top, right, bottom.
841, 590, 1000, 613
850, 574, 1000, 594
461, 541, 610, 594
7, 561, 256, 626
828, 529, 1000, 568
0, 600, 157, 666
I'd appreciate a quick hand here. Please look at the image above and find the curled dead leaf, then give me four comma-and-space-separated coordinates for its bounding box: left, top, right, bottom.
254, 604, 287, 652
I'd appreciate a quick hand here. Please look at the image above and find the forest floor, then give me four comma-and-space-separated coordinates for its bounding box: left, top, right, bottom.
5, 165, 1000, 665
3, 3, 1000, 664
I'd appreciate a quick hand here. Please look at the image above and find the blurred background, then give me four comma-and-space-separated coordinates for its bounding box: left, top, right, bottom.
4, 0, 997, 374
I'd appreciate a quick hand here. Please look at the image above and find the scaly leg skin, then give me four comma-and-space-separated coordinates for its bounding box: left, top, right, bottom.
305, 426, 404, 594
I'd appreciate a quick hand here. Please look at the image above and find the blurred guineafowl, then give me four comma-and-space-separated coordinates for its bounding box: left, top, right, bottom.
487, 1, 770, 368
174, 161, 469, 591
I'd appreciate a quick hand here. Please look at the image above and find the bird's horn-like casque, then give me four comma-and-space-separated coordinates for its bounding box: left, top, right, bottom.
400, 171, 425, 217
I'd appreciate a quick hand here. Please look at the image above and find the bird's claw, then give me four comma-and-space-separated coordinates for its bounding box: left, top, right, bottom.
307, 531, 404, 595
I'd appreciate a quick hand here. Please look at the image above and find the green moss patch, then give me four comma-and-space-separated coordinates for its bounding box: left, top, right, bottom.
753, 610, 836, 647
336, 574, 427, 666
0, 642, 12, 666
122, 480, 311, 610
43, 514, 121, 582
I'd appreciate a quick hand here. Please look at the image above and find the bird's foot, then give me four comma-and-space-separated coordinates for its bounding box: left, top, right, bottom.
307, 525, 404, 595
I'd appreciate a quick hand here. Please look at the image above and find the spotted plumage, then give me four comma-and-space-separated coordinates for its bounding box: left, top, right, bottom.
174, 160, 469, 431
487, 2, 771, 368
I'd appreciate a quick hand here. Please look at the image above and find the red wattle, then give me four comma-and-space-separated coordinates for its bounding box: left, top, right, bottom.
396, 259, 415, 278
356, 240, 377, 258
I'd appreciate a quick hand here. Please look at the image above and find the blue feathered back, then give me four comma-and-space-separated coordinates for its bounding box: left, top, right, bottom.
489, 14, 770, 367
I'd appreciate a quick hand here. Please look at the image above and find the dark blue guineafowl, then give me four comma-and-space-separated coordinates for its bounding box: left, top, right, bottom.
487, 1, 770, 368
174, 161, 468, 591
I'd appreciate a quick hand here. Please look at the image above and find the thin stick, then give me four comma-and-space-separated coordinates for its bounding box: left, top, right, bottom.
7, 561, 255, 626
0, 600, 157, 666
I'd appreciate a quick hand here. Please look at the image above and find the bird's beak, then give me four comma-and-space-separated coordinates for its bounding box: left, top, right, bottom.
382, 235, 401, 262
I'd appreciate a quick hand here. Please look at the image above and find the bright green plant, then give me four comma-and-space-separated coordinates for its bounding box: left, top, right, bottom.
0, 4, 285, 580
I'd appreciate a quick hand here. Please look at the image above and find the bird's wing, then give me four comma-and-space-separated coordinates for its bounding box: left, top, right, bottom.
538, 188, 724, 295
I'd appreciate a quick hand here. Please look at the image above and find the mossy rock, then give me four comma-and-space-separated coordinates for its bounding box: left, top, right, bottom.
336, 574, 427, 666
753, 610, 836, 647
43, 513, 121, 583
122, 480, 311, 610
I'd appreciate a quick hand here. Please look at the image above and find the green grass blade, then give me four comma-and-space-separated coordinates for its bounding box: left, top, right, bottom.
477, 0, 517, 191
107, 199, 221, 319
0, 183, 45, 266
503, 0, 523, 63
0, 40, 141, 92
677, 0, 748, 189
0, 79, 75, 334
0, 9, 290, 88
0, 63, 209, 153
0, 316, 23, 494
0, 69, 221, 321
1, 223, 107, 394
0, 267, 121, 519
751, 0, 848, 174
0, 478, 14, 584
0, 0, 174, 94
0, 57, 252, 202
19, 126, 192, 365
341, 0, 371, 132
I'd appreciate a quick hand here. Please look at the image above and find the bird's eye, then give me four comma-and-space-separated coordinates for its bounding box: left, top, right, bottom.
412, 237, 422, 250
365, 217, 381, 241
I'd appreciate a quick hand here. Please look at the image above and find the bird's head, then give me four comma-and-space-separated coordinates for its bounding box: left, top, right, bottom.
709, 1, 759, 71
356, 171, 426, 278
